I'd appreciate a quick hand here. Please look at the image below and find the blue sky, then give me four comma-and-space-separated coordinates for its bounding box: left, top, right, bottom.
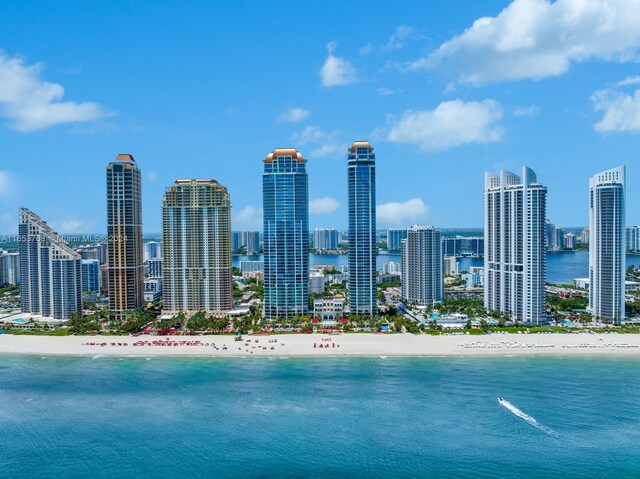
1, 0, 640, 234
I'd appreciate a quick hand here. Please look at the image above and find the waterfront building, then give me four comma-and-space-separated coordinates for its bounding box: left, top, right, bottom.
387, 229, 407, 251
162, 179, 232, 315
18, 208, 82, 320
551, 227, 565, 250
313, 228, 339, 250
626, 226, 640, 253
565, 232, 576, 250
442, 236, 484, 257
589, 166, 626, 324
263, 148, 309, 320
348, 141, 377, 316
242, 231, 260, 255
401, 225, 443, 307
443, 256, 458, 276
313, 296, 345, 321
81, 259, 100, 293
240, 260, 264, 274
545, 221, 555, 249
0, 252, 20, 286
309, 270, 326, 294
578, 227, 589, 244
106, 154, 144, 318
143, 241, 162, 262
232, 231, 243, 254
147, 258, 162, 279
484, 167, 547, 324
383, 261, 401, 275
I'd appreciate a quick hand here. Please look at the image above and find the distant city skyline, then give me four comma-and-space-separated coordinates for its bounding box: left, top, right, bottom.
2, 1, 640, 234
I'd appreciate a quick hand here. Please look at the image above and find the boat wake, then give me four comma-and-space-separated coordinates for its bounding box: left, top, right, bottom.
498, 398, 558, 437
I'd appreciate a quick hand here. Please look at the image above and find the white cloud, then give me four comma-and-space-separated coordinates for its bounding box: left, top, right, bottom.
382, 25, 416, 51
384, 99, 504, 151
310, 197, 340, 215
377, 87, 402, 96
592, 87, 640, 132
147, 171, 158, 182
377, 198, 429, 226
234, 205, 263, 230
615, 75, 640, 87
290, 126, 346, 158
513, 105, 540, 117
319, 41, 358, 87
310, 143, 346, 158
419, 0, 640, 85
0, 52, 111, 132
359, 42, 373, 56
278, 107, 311, 123
291, 125, 327, 145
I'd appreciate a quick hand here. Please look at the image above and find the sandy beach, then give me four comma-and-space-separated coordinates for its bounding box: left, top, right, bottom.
2, 332, 640, 357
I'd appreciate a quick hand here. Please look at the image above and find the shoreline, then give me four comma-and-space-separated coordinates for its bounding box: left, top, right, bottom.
3, 332, 640, 358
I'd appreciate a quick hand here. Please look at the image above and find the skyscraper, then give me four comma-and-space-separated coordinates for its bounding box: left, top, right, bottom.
313, 228, 339, 250
387, 229, 407, 251
589, 166, 626, 324
484, 167, 547, 324
19, 208, 82, 320
263, 148, 309, 320
106, 154, 144, 317
348, 141, 377, 316
401, 226, 443, 307
81, 259, 100, 293
0, 251, 19, 286
162, 179, 232, 315
626, 226, 640, 252
242, 231, 261, 255
143, 241, 162, 262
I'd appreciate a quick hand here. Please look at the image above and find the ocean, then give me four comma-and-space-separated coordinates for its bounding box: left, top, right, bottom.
1, 355, 639, 478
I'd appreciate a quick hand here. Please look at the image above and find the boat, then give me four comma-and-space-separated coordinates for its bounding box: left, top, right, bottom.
498, 397, 504, 403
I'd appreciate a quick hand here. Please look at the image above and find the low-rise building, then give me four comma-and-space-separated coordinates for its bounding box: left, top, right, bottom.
313, 296, 345, 321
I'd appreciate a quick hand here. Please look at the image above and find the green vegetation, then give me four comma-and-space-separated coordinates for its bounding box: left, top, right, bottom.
439, 297, 487, 317
547, 295, 588, 311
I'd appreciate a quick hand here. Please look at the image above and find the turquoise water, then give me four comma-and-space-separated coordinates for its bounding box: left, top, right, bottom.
1, 355, 640, 478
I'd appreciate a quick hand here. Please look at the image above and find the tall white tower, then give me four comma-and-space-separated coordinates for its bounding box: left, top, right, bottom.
589, 166, 626, 324
484, 167, 547, 324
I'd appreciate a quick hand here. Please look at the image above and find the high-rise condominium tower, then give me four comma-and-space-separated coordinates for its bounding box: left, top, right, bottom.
162, 179, 232, 314
263, 148, 309, 320
589, 166, 626, 324
106, 154, 144, 317
401, 225, 443, 307
348, 141, 377, 316
19, 208, 82, 320
484, 167, 547, 324
387, 229, 407, 251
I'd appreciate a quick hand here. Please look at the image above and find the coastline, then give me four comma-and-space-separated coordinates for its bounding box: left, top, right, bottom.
2, 332, 640, 358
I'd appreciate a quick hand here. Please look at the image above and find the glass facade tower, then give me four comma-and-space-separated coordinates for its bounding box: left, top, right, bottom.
106, 154, 144, 318
348, 141, 377, 316
589, 166, 626, 324
263, 148, 309, 320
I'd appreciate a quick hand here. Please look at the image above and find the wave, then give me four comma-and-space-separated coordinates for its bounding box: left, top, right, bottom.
499, 398, 558, 437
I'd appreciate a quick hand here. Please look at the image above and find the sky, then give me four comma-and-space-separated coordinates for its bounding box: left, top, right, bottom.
1, 0, 640, 234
